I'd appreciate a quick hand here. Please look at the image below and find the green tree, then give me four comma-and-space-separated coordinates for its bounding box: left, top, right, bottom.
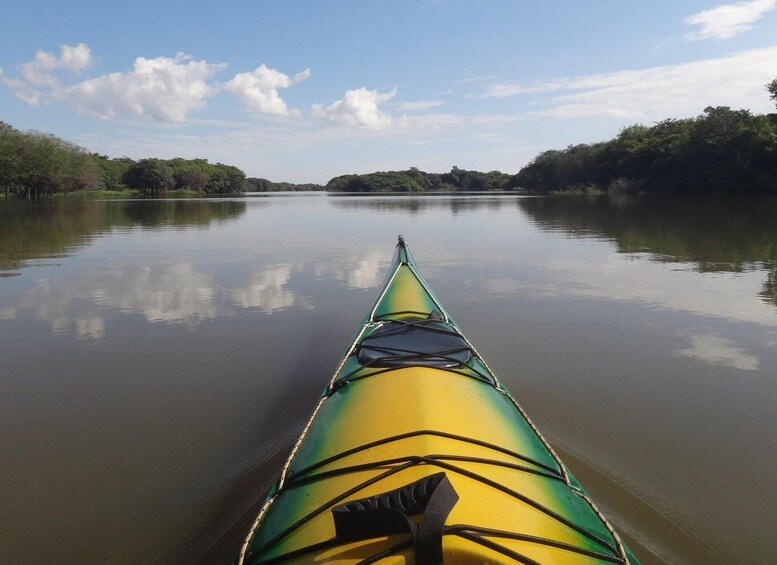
1, 126, 100, 199
509, 150, 563, 191
168, 158, 211, 192
207, 163, 247, 193
767, 78, 777, 109
689, 106, 754, 191
59, 141, 101, 193
123, 158, 175, 196
326, 171, 424, 192
93, 156, 135, 191
0, 122, 22, 198
16, 132, 84, 199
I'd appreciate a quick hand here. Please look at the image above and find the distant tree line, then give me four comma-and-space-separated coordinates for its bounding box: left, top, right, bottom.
1, 121, 249, 199
245, 178, 324, 192
326, 167, 512, 192
511, 107, 777, 194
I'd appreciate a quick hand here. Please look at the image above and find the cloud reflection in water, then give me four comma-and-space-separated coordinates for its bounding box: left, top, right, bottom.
3, 255, 383, 339
674, 332, 760, 371
230, 264, 308, 313
507, 255, 777, 328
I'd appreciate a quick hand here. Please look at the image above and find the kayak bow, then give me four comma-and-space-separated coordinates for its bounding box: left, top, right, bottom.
238, 236, 637, 564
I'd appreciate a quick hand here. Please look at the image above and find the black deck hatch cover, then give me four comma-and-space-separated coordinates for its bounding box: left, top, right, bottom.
356, 320, 472, 368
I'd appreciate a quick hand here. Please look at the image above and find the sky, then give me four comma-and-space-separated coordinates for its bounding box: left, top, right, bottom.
1, 0, 776, 183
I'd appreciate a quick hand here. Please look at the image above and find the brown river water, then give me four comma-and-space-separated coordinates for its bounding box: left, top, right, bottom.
1, 193, 776, 564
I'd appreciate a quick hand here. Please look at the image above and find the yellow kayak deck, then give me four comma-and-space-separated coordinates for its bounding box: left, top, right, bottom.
238, 238, 635, 564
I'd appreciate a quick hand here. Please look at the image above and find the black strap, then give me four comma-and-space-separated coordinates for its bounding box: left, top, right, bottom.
414, 474, 459, 563
332, 472, 459, 564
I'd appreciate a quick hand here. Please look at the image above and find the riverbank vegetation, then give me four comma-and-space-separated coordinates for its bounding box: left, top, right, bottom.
1, 122, 100, 199
0, 119, 324, 200
510, 106, 777, 194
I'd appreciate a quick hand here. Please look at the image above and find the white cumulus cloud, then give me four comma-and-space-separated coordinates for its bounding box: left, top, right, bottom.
21, 42, 92, 85
4, 77, 42, 106
5, 45, 223, 121
4, 42, 92, 106
224, 64, 310, 118
312, 87, 397, 129
684, 0, 777, 40
58, 43, 93, 73
63, 53, 223, 121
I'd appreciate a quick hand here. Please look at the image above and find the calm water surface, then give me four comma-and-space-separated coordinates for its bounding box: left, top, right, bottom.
1, 194, 775, 564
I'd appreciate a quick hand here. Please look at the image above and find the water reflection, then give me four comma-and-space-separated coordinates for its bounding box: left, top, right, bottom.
316, 251, 385, 290
518, 194, 777, 308
761, 269, 777, 305
512, 256, 774, 326
0, 199, 247, 274
2, 255, 383, 339
231, 265, 309, 313
518, 194, 777, 270
17, 277, 109, 339
119, 199, 249, 229
96, 264, 223, 323
3, 264, 221, 338
674, 331, 761, 371
5, 262, 309, 339
327, 193, 522, 215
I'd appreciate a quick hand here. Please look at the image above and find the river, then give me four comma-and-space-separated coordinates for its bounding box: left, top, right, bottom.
1, 193, 775, 564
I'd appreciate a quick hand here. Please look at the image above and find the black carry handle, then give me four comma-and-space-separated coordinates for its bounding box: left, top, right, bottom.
332, 472, 459, 564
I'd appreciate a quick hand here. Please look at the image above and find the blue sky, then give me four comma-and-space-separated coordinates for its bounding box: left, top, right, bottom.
2, 0, 776, 183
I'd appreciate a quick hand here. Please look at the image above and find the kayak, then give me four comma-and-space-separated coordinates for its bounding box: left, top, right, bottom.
238, 236, 637, 564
